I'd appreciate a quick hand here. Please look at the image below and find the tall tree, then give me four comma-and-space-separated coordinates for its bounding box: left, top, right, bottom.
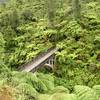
72, 0, 81, 22
46, 0, 56, 28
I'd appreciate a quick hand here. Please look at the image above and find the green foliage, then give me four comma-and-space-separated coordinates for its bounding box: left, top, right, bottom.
74, 85, 99, 100
54, 1, 100, 88
38, 94, 51, 100
0, 32, 5, 61
93, 85, 100, 98
16, 83, 38, 100
50, 86, 69, 94
10, 72, 54, 93
0, 67, 100, 100
0, 0, 53, 68
0, 63, 12, 84
0, 0, 100, 100
36, 73, 54, 92
38, 85, 100, 100
81, 1, 100, 30
50, 93, 77, 100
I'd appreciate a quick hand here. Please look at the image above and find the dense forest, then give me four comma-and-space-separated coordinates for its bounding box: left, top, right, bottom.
0, 0, 100, 100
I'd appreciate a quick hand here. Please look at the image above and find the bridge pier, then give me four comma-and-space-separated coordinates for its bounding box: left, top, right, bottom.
45, 55, 55, 69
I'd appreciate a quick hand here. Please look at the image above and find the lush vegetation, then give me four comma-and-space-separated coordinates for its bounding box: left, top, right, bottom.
0, 0, 100, 99
0, 68, 100, 100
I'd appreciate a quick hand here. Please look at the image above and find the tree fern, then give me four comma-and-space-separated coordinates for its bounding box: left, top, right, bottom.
50, 93, 77, 100
93, 85, 100, 98
16, 83, 38, 99
74, 85, 99, 100
51, 86, 69, 94
38, 94, 51, 100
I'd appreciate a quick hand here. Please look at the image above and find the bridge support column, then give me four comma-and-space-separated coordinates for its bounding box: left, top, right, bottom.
45, 56, 55, 69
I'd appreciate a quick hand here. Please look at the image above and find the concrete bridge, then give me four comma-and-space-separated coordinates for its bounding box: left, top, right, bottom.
19, 47, 57, 72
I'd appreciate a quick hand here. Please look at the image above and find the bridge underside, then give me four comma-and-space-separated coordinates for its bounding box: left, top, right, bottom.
45, 56, 55, 68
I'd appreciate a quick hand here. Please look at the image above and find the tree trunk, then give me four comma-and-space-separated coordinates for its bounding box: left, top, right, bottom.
72, 0, 81, 22
46, 0, 56, 28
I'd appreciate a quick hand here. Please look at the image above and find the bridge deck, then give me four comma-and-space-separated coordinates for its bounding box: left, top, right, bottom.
20, 47, 57, 72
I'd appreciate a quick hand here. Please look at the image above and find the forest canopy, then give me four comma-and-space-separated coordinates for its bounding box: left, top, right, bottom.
0, 0, 100, 100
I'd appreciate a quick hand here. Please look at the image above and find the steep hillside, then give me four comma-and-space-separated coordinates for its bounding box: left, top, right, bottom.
0, 0, 100, 99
